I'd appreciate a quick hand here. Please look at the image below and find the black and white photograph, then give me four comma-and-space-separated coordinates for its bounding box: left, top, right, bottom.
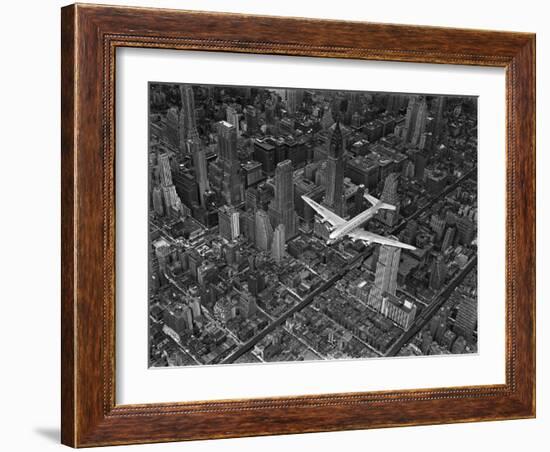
148, 83, 478, 367
2, 0, 543, 450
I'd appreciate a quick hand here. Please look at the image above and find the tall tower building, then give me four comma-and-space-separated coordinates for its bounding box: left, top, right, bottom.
401, 96, 428, 146
354, 184, 365, 216
284, 89, 302, 115
441, 226, 456, 251
429, 254, 448, 291
245, 105, 259, 135
454, 294, 478, 342
323, 122, 345, 216
158, 153, 173, 186
153, 238, 172, 276
241, 211, 256, 244
377, 173, 400, 227
456, 215, 475, 246
152, 186, 164, 216
401, 96, 419, 142
271, 224, 286, 262
226, 105, 241, 136
345, 91, 361, 124
189, 137, 210, 206
164, 107, 180, 149
268, 160, 297, 240
218, 206, 240, 241
212, 121, 243, 205
178, 85, 199, 151
367, 245, 402, 311
432, 96, 446, 146
411, 97, 429, 146
217, 121, 238, 161
255, 209, 273, 251
414, 150, 427, 181
158, 153, 183, 216
264, 98, 276, 134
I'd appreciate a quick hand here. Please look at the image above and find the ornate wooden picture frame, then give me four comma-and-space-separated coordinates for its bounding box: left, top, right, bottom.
61, 3, 535, 447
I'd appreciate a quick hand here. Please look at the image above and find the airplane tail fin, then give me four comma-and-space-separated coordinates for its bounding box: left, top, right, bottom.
364, 193, 396, 211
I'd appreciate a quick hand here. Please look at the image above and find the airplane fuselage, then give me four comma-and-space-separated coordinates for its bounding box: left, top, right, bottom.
327, 202, 382, 244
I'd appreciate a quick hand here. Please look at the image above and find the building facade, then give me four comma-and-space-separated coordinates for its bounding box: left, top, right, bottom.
323, 122, 346, 216
268, 159, 297, 240
368, 244, 402, 311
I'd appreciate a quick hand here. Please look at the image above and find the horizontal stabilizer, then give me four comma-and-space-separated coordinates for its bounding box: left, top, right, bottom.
364, 193, 396, 211
379, 202, 396, 211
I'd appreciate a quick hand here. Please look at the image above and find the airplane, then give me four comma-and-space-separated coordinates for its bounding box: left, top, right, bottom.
302, 192, 416, 250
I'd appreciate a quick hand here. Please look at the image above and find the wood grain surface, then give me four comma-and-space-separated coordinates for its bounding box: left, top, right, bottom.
61, 3, 536, 447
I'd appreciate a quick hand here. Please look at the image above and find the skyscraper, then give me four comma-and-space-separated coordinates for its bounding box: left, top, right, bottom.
400, 220, 418, 246
178, 85, 199, 151
377, 173, 400, 227
456, 215, 475, 245
354, 184, 365, 216
271, 224, 286, 262
152, 186, 164, 216
414, 150, 427, 181
172, 170, 198, 208
165, 107, 180, 149
411, 96, 429, 146
284, 89, 302, 115
158, 153, 184, 216
264, 98, 276, 134
380, 296, 417, 330
268, 159, 297, 240
442, 226, 456, 251
367, 245, 402, 311
218, 206, 240, 241
241, 211, 256, 244
224, 242, 239, 267
255, 209, 273, 251
454, 294, 478, 342
323, 122, 345, 216
159, 153, 173, 186
163, 304, 193, 336
320, 107, 334, 130
189, 137, 210, 206
247, 256, 265, 297
153, 238, 171, 276
425, 169, 447, 196
429, 254, 448, 291
432, 96, 446, 146
245, 105, 259, 135
226, 105, 241, 136
239, 292, 257, 319
430, 214, 446, 241
245, 187, 259, 211
212, 121, 243, 205
401, 95, 428, 146
345, 91, 361, 124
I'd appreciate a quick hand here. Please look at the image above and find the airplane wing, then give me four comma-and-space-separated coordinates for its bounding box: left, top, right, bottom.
302, 195, 345, 227
347, 229, 416, 250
